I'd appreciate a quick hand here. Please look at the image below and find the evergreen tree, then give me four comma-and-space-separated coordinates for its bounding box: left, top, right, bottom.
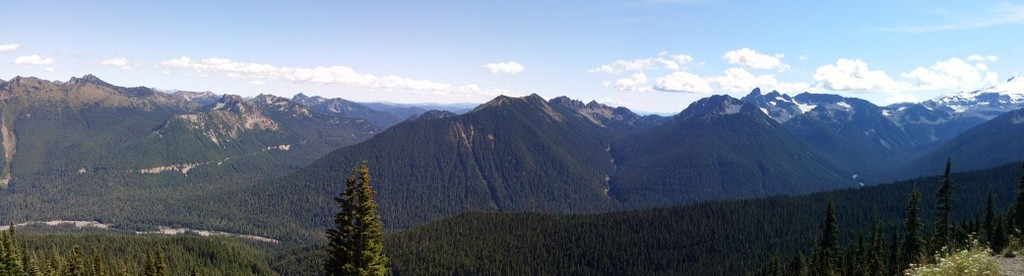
986, 190, 997, 247
324, 161, 388, 276
67, 246, 85, 276
144, 250, 157, 276
901, 186, 924, 273
1018, 162, 1024, 234
887, 228, 901, 276
1009, 208, 1018, 240
0, 224, 23, 275
994, 215, 1009, 253
788, 251, 807, 276
92, 251, 106, 276
155, 249, 168, 276
867, 216, 885, 276
47, 247, 65, 276
22, 252, 39, 276
759, 253, 783, 276
933, 158, 954, 252
845, 235, 865, 276
812, 201, 839, 276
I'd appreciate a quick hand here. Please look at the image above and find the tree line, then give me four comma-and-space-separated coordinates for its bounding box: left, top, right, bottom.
761, 160, 1024, 275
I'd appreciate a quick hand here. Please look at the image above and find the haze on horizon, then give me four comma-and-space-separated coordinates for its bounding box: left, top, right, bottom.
2, 0, 1023, 113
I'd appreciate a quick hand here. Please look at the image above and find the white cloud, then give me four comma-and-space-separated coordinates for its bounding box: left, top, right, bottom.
984, 72, 999, 85
160, 56, 503, 96
723, 48, 789, 71
900, 58, 995, 90
710, 68, 778, 92
101, 57, 132, 69
249, 80, 266, 85
483, 61, 525, 74
13, 54, 54, 65
44, 68, 55, 72
703, 67, 812, 93
159, 56, 192, 68
654, 71, 712, 93
0, 44, 20, 53
613, 73, 652, 92
813, 58, 906, 92
589, 52, 695, 74
966, 54, 998, 62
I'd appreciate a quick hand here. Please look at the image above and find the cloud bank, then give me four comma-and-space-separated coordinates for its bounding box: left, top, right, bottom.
14, 55, 54, 65
160, 56, 505, 96
483, 61, 525, 74
0, 44, 20, 53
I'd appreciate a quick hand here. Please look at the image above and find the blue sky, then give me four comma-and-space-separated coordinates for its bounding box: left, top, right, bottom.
1, 1, 1023, 113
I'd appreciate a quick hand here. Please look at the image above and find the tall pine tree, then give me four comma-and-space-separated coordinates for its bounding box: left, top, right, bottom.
1016, 162, 1024, 234
325, 161, 388, 276
933, 158, 954, 253
788, 251, 808, 276
812, 201, 840, 276
986, 190, 996, 247
887, 228, 901, 276
867, 214, 885, 276
901, 186, 924, 273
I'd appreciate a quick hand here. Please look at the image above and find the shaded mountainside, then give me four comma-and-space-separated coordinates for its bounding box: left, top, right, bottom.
610, 96, 856, 207
238, 94, 632, 231
782, 93, 915, 181
382, 162, 1024, 275
890, 108, 1024, 181
230, 94, 866, 238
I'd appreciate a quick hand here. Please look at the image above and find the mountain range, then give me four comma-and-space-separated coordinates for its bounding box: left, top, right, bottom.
3, 74, 1024, 241
0, 75, 440, 231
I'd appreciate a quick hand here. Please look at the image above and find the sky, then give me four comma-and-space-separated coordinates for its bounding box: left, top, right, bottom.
1, 1, 1023, 113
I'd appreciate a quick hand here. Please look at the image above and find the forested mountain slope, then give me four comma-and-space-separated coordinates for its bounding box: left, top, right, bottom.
237, 94, 635, 231
235, 94, 863, 238
383, 162, 1024, 275
890, 108, 1024, 181
0, 75, 382, 235
610, 95, 856, 208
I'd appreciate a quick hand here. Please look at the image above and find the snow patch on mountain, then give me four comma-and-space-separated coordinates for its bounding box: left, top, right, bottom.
835, 101, 852, 110
797, 103, 817, 113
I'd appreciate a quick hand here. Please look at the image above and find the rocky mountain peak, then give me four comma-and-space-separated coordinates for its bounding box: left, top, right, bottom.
677, 95, 749, 119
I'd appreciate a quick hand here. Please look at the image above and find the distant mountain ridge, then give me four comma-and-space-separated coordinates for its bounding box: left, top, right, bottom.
234, 92, 864, 231
611, 95, 855, 207
0, 75, 423, 234
4, 73, 1024, 243
243, 75, 1024, 232
737, 76, 1024, 181
889, 108, 1024, 180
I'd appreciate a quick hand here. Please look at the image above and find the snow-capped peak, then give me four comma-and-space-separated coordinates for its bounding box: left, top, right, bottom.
986, 75, 1024, 100
915, 76, 1024, 121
